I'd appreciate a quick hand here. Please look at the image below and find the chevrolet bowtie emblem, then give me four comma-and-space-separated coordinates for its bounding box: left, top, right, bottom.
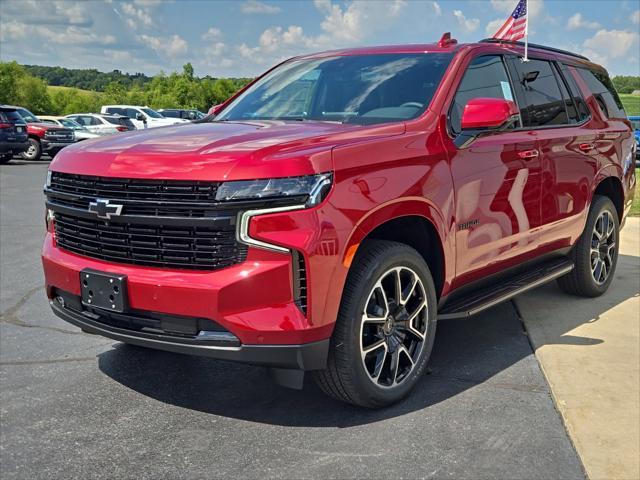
88, 199, 123, 219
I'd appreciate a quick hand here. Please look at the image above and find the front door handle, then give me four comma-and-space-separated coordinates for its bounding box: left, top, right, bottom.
579, 143, 595, 152
518, 149, 539, 160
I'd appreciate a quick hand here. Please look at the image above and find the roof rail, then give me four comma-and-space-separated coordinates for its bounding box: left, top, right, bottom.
479, 38, 590, 61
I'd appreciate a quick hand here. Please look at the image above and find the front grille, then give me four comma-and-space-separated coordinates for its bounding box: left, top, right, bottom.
47, 173, 250, 270
44, 129, 74, 141
54, 213, 247, 270
50, 172, 219, 202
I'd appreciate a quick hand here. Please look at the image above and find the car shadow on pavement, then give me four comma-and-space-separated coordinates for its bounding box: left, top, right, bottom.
97, 301, 537, 426
97, 257, 638, 427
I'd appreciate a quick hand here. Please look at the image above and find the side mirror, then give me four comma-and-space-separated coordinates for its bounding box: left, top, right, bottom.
456, 98, 519, 148
136, 113, 146, 122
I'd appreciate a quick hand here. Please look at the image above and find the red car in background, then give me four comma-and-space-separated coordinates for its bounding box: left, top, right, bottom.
43, 36, 635, 407
9, 106, 75, 161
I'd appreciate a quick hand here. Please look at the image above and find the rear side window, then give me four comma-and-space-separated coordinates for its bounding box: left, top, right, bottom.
0, 109, 25, 123
576, 68, 626, 119
515, 59, 569, 127
162, 110, 179, 118
104, 116, 123, 125
450, 55, 515, 134
106, 107, 125, 116
559, 64, 590, 122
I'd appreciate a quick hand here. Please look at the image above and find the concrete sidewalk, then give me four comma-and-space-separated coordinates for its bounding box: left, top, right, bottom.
517, 217, 640, 480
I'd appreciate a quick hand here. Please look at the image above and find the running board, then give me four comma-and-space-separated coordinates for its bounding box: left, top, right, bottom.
438, 258, 574, 320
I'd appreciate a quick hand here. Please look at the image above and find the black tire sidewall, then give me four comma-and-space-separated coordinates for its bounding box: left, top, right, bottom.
574, 196, 620, 296
336, 241, 437, 406
22, 139, 41, 161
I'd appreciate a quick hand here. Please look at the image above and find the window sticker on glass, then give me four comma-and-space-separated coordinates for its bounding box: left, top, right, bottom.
500, 81, 514, 101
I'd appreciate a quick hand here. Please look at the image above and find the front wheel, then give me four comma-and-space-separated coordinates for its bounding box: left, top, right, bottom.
558, 195, 619, 297
314, 240, 437, 408
21, 138, 42, 161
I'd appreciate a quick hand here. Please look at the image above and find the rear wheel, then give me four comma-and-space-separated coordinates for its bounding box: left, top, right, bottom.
21, 138, 42, 161
314, 240, 437, 408
558, 195, 619, 297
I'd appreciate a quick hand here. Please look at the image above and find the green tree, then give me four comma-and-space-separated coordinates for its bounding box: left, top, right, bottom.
0, 61, 26, 104
183, 63, 194, 80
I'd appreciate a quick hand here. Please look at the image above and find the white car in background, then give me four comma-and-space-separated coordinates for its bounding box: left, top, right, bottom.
100, 105, 188, 129
65, 113, 136, 136
38, 116, 101, 141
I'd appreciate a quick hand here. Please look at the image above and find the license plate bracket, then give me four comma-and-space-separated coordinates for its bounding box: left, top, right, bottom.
80, 269, 128, 313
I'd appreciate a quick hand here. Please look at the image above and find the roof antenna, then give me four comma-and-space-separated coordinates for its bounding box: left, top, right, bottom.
438, 32, 457, 48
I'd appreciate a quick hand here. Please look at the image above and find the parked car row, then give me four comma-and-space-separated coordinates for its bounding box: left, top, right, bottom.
0, 104, 206, 163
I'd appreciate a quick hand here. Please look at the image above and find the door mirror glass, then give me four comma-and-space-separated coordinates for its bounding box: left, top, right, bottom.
136, 112, 146, 122
461, 97, 519, 131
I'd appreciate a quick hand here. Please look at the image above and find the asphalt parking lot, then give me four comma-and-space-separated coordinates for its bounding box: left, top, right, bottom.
0, 160, 585, 479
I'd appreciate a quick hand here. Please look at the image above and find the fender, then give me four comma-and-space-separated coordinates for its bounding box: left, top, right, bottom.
318, 197, 455, 329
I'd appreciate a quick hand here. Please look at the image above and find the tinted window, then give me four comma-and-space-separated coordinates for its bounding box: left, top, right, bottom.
72, 116, 90, 126
517, 59, 569, 127
219, 53, 453, 126
552, 65, 580, 124
125, 108, 140, 119
106, 107, 125, 116
104, 116, 123, 125
560, 64, 590, 121
450, 55, 514, 134
0, 109, 24, 123
17, 108, 39, 123
161, 110, 178, 118
577, 68, 626, 119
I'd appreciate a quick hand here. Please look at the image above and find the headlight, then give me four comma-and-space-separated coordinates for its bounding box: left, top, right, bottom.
216, 173, 332, 207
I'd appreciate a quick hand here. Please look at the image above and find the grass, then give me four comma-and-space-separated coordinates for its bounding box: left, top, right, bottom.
620, 94, 640, 116
47, 85, 101, 99
630, 168, 640, 217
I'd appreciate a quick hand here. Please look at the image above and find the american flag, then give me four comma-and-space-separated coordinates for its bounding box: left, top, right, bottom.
493, 0, 528, 41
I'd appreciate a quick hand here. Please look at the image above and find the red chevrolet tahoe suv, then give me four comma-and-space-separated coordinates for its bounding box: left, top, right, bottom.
42, 37, 636, 408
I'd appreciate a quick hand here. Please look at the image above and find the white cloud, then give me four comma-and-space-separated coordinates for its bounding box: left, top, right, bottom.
241, 0, 281, 15
205, 42, 226, 57
582, 29, 640, 67
567, 13, 600, 30
432, 2, 441, 16
485, 18, 505, 37
137, 34, 188, 57
491, 0, 544, 19
202, 27, 223, 41
632, 10, 640, 25
121, 2, 155, 29
1, 0, 93, 27
453, 10, 480, 33
237, 0, 407, 66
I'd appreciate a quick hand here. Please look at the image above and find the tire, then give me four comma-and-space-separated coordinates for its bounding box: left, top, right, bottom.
313, 240, 437, 408
558, 195, 619, 297
21, 138, 42, 161
0, 153, 12, 165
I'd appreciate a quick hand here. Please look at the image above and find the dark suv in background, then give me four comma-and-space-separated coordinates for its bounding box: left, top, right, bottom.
0, 106, 29, 164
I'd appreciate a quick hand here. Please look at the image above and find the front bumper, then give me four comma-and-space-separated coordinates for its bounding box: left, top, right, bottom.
42, 140, 74, 152
49, 298, 329, 370
0, 140, 29, 154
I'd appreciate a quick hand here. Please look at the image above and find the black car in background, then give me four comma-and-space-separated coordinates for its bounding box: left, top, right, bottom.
0, 106, 29, 164
158, 109, 206, 121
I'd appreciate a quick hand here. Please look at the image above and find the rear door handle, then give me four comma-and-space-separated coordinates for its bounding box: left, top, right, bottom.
518, 149, 539, 160
579, 143, 595, 152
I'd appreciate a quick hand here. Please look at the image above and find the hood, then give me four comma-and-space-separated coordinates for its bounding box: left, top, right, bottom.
50, 120, 404, 181
28, 122, 67, 130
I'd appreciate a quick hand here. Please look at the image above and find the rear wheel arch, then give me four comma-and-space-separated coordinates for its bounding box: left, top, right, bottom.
592, 175, 624, 222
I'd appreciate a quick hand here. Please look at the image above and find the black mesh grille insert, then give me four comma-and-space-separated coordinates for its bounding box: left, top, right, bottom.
53, 213, 247, 270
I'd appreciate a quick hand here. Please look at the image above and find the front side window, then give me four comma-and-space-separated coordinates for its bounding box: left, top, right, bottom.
450, 55, 514, 134
141, 108, 164, 119
17, 108, 39, 123
217, 53, 453, 126
516, 59, 569, 127
577, 68, 626, 119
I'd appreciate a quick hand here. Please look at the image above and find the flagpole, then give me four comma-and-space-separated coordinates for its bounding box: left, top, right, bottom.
524, 0, 529, 61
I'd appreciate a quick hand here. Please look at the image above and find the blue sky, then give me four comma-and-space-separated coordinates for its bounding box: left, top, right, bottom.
1, 0, 639, 77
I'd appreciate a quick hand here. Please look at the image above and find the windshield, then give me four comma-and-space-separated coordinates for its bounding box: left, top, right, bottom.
58, 118, 85, 130
217, 53, 452, 125
17, 108, 39, 123
141, 108, 164, 119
